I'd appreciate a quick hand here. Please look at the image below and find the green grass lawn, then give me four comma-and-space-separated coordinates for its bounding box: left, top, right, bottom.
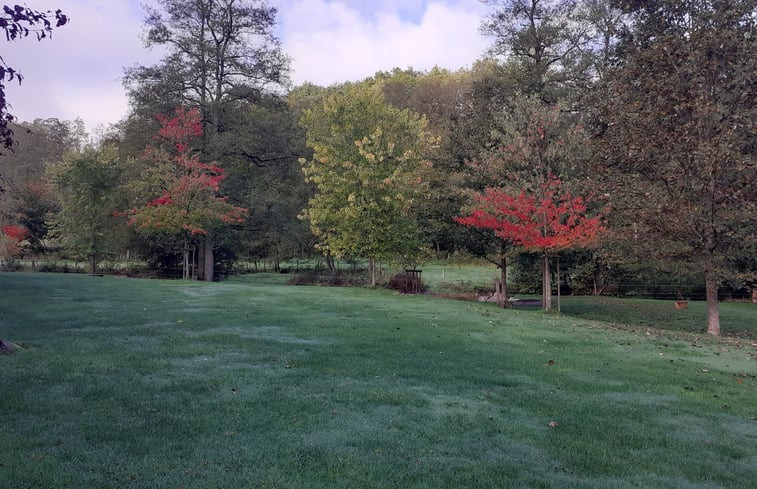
420, 262, 499, 292
1, 272, 755, 488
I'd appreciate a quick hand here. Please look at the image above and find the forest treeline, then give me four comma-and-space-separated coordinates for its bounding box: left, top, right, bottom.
0, 0, 754, 335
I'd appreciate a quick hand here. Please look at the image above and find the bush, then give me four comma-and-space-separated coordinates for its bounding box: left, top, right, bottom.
37, 262, 86, 274
386, 271, 426, 294
0, 258, 23, 271
289, 268, 368, 287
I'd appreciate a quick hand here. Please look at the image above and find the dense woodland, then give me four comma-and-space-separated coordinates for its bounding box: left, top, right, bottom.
0, 0, 754, 336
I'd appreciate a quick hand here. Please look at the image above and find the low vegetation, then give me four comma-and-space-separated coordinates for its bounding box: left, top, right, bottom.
1, 273, 755, 488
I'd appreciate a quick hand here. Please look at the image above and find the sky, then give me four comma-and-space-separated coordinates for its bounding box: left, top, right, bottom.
2, 0, 491, 133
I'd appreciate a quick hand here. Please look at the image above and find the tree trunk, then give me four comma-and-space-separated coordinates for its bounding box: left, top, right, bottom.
369, 257, 376, 287
543, 254, 552, 312
496, 252, 508, 308
705, 261, 720, 336
197, 241, 205, 280
556, 255, 561, 313
182, 245, 190, 280
204, 233, 214, 282
326, 253, 335, 274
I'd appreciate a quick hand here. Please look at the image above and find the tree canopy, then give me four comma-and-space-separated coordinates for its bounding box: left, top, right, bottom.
300, 83, 436, 285
591, 0, 757, 335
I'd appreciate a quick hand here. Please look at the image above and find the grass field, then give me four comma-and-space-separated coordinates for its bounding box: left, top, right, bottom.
1, 272, 755, 488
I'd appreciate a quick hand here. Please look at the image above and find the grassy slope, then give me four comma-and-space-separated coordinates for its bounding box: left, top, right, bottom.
0, 273, 755, 488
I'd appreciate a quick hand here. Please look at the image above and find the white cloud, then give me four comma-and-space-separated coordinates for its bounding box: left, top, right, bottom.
3, 0, 156, 132
277, 0, 489, 86
2, 0, 491, 132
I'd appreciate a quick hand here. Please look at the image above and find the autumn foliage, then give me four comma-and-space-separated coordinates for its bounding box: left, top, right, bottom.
1, 224, 30, 257
123, 107, 247, 236
2, 224, 30, 243
456, 174, 602, 254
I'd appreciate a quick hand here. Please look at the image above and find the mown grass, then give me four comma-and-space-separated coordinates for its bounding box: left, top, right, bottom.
421, 262, 498, 293
1, 272, 755, 488
421, 262, 755, 338
561, 296, 756, 339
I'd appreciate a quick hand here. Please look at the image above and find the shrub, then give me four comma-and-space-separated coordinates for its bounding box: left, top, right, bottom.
0, 258, 23, 271
386, 271, 426, 294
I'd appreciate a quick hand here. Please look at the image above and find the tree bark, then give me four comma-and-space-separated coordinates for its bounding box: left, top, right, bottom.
543, 254, 552, 312
556, 255, 561, 313
496, 252, 508, 308
204, 233, 214, 282
705, 259, 720, 336
368, 257, 376, 287
182, 244, 190, 280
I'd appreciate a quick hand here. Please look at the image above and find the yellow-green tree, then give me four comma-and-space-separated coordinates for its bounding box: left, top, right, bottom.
299, 84, 435, 286
48, 146, 122, 274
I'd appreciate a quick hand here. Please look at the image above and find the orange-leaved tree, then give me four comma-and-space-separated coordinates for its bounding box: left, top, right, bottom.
123, 107, 246, 279
0, 224, 29, 258
457, 174, 603, 312
460, 97, 602, 311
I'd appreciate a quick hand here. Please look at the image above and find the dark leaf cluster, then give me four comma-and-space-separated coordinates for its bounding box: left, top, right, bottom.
0, 4, 67, 42
0, 5, 68, 151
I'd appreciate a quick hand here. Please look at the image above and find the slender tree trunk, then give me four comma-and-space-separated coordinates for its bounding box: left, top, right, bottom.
496, 252, 508, 308
196, 241, 204, 280
369, 257, 376, 287
557, 256, 561, 313
543, 254, 552, 312
204, 233, 214, 282
182, 245, 190, 280
705, 259, 720, 336
326, 253, 335, 274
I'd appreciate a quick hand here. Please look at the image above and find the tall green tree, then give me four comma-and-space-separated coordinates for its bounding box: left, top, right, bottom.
125, 0, 288, 139
593, 0, 756, 336
225, 94, 314, 269
299, 84, 436, 286
481, 0, 595, 101
123, 107, 246, 280
364, 69, 462, 254
47, 146, 122, 274
124, 0, 289, 279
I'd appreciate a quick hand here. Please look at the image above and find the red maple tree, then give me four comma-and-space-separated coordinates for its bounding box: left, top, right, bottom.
457, 174, 603, 311
123, 107, 246, 279
1, 224, 30, 257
